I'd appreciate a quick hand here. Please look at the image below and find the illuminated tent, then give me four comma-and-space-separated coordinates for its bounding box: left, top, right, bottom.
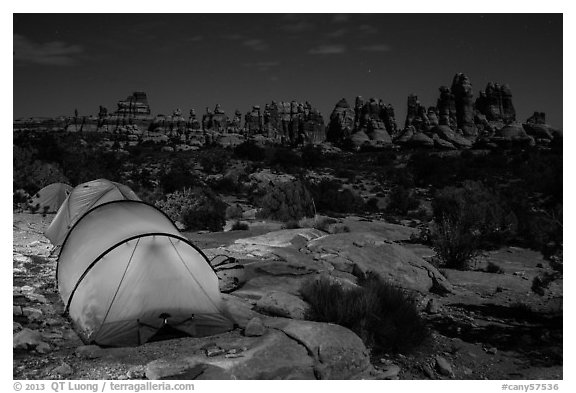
57, 200, 234, 346
45, 179, 140, 247
28, 183, 72, 214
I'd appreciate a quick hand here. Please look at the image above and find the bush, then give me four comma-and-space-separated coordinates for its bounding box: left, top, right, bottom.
485, 262, 504, 274
432, 181, 517, 249
329, 224, 351, 234
312, 216, 337, 232
234, 141, 266, 161
301, 144, 324, 168
256, 180, 315, 222
198, 148, 231, 174
155, 187, 226, 232
531, 272, 560, 296
231, 221, 249, 231
13, 189, 30, 210
432, 217, 479, 270
300, 272, 429, 354
210, 176, 244, 194
282, 220, 301, 229
366, 197, 380, 212
158, 160, 200, 194
268, 147, 303, 171
13, 145, 69, 194
306, 179, 365, 214
386, 186, 420, 215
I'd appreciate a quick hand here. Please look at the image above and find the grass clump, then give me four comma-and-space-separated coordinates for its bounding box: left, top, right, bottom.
300, 272, 429, 354
432, 217, 479, 270
385, 185, 420, 215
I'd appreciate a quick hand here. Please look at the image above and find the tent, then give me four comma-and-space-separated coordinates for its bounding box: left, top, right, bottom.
45, 179, 140, 247
57, 200, 234, 346
28, 183, 72, 214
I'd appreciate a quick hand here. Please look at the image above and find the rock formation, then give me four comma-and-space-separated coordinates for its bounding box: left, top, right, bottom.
451, 73, 478, 136
326, 98, 355, 143
202, 104, 228, 132
245, 106, 263, 135
14, 77, 559, 151
327, 96, 397, 148
396, 73, 546, 149
115, 92, 151, 117
436, 86, 457, 128
475, 82, 516, 124
249, 100, 325, 146
522, 111, 559, 142
405, 94, 430, 132
188, 109, 202, 130
229, 110, 243, 133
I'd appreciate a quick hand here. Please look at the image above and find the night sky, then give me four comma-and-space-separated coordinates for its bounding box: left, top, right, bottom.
13, 13, 563, 128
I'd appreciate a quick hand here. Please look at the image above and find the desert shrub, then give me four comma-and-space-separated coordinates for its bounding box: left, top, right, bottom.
432, 181, 517, 249
432, 216, 479, 270
517, 210, 562, 253
334, 168, 356, 182
329, 224, 351, 234
282, 220, 301, 229
13, 189, 30, 210
386, 186, 420, 215
301, 144, 324, 168
268, 147, 303, 171
158, 159, 200, 194
407, 206, 431, 221
155, 187, 226, 232
312, 216, 338, 232
13, 145, 69, 194
231, 221, 249, 231
366, 197, 380, 212
306, 179, 365, 214
136, 187, 165, 206
209, 176, 245, 194
485, 262, 504, 274
198, 148, 230, 174
234, 141, 266, 161
531, 272, 560, 296
388, 167, 416, 189
374, 151, 397, 166
256, 180, 314, 222
301, 276, 366, 327
300, 272, 429, 354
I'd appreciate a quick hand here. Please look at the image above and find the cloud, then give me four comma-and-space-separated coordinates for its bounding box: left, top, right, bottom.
325, 28, 349, 38
221, 33, 244, 41
359, 44, 392, 52
186, 35, 204, 42
14, 34, 84, 66
358, 24, 379, 34
242, 39, 269, 51
308, 44, 347, 55
243, 61, 280, 71
331, 14, 350, 24
280, 15, 315, 34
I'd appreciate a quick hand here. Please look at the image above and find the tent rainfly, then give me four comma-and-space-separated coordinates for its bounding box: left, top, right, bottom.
57, 200, 234, 346
45, 179, 140, 247
28, 183, 72, 214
